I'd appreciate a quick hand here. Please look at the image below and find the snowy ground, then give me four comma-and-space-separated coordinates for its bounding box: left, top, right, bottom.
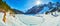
0, 12, 60, 26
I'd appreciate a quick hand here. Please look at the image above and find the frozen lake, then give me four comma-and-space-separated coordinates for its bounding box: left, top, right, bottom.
0, 12, 60, 26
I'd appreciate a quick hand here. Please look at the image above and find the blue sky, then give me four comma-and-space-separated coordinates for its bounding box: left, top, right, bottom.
5, 0, 60, 13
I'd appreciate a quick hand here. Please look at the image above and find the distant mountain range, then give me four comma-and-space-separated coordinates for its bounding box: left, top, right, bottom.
12, 4, 44, 14
11, 2, 60, 15
25, 2, 60, 15
25, 5, 44, 14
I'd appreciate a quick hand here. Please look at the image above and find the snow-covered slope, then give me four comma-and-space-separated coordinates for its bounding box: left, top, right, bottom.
0, 12, 60, 26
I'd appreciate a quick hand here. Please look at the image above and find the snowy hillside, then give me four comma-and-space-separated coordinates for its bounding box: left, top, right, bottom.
0, 12, 60, 26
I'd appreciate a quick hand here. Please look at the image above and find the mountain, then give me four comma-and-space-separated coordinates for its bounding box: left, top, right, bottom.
45, 2, 60, 14
25, 5, 44, 14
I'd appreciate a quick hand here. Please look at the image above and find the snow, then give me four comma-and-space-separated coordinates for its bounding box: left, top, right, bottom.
0, 12, 60, 26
